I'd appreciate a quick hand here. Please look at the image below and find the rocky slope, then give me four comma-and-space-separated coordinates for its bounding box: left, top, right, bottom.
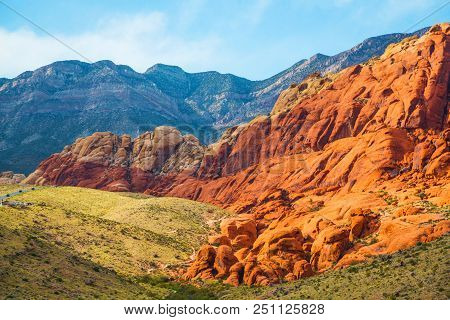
0, 29, 426, 174
25, 24, 450, 286
25, 127, 205, 192
0, 171, 25, 185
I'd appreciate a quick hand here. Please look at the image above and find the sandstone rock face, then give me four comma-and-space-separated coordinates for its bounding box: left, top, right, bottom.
24, 127, 205, 191
310, 226, 350, 271
184, 245, 216, 280
213, 245, 238, 278
25, 25, 450, 285
293, 260, 314, 279
0, 171, 26, 185
224, 262, 244, 286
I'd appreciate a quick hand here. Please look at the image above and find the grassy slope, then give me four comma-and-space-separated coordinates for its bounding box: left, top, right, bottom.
0, 185, 25, 194
217, 235, 450, 300
0, 185, 229, 299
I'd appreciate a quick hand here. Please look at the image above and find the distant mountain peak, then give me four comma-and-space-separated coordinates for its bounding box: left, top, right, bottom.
145, 63, 186, 75
310, 53, 330, 61
92, 60, 117, 68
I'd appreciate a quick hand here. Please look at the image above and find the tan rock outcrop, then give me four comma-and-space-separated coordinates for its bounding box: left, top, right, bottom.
184, 245, 216, 280
214, 245, 238, 278
0, 171, 26, 185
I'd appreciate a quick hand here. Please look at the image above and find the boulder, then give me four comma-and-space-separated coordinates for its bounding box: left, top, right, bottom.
214, 245, 238, 278
310, 226, 350, 271
184, 245, 216, 280
208, 235, 232, 247
394, 206, 422, 217
293, 260, 314, 279
220, 216, 257, 242
224, 262, 244, 286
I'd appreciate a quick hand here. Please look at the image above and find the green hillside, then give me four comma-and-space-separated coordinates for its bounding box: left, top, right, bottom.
0, 185, 230, 299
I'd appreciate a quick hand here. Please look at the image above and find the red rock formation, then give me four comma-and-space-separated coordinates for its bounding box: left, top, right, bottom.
212, 245, 238, 278
24, 24, 450, 285
0, 171, 26, 184
25, 127, 205, 192
292, 260, 314, 279
183, 245, 216, 280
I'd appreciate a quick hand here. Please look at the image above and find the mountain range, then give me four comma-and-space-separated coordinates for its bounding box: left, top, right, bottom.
24, 24, 450, 286
0, 28, 427, 174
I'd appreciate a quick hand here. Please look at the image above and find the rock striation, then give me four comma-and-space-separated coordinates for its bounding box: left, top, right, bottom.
25, 24, 450, 285
25, 127, 205, 192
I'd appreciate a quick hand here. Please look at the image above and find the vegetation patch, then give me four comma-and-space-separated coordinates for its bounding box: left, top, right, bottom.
0, 185, 230, 299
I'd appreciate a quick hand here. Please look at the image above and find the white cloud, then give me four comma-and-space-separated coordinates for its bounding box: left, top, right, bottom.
0, 11, 223, 78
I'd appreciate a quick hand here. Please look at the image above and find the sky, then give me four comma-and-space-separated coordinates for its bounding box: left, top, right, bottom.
0, 0, 448, 80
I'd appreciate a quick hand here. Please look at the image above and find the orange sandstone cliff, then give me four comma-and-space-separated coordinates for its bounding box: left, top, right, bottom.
25, 24, 450, 285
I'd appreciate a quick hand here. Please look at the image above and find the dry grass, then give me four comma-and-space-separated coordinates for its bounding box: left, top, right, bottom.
0, 185, 230, 299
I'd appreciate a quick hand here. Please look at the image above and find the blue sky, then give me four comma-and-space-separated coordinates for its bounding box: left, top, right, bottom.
0, 0, 448, 79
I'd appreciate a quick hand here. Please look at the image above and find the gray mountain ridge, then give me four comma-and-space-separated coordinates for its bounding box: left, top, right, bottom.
0, 27, 427, 174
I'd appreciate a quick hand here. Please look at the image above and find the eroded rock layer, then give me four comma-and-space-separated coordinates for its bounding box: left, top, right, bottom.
0, 171, 26, 184
25, 126, 205, 192
25, 24, 450, 285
